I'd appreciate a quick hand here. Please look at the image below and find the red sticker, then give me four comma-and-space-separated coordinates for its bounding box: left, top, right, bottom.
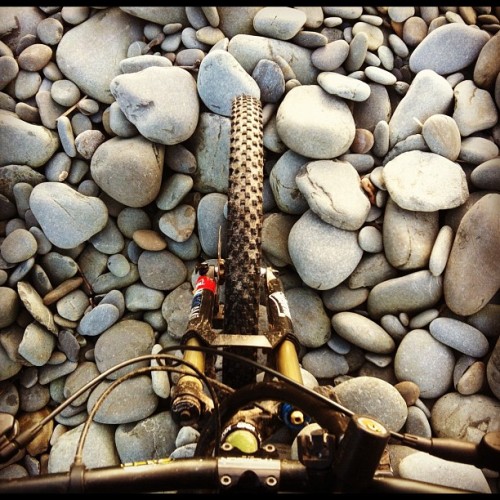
195, 275, 216, 294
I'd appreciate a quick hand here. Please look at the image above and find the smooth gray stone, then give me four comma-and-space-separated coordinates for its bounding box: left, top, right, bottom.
296, 159, 370, 230
284, 287, 331, 348
330, 375, 408, 432
276, 85, 355, 159
0, 109, 59, 168
18, 322, 56, 366
197, 49, 260, 117
77, 303, 121, 337
87, 375, 158, 424
431, 392, 500, 444
48, 422, 119, 473
29, 182, 108, 249
190, 112, 231, 194
383, 151, 468, 211
429, 317, 490, 358
388, 69, 453, 148
94, 319, 155, 380
56, 7, 144, 104
110, 66, 199, 144
394, 329, 455, 399
331, 311, 395, 354
91, 135, 164, 208
160, 283, 192, 341
399, 452, 490, 493
228, 34, 318, 85
409, 23, 490, 75
444, 193, 500, 316
269, 150, 309, 215
367, 270, 442, 320
383, 197, 439, 270
288, 210, 363, 291
301, 347, 349, 379
115, 411, 179, 463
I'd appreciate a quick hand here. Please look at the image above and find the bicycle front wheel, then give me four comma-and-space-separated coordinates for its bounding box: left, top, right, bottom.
222, 94, 264, 388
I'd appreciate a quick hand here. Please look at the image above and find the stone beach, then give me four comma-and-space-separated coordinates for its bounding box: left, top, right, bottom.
0, 6, 499, 493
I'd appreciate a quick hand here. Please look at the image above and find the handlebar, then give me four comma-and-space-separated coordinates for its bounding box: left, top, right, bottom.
0, 455, 479, 494
1, 348, 498, 495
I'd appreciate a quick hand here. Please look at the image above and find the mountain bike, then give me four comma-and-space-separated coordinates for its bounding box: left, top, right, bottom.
0, 95, 499, 494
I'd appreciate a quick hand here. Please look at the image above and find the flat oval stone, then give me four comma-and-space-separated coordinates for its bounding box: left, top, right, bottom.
429, 317, 490, 358
1, 228, 37, 264
330, 376, 408, 431
331, 311, 395, 354
444, 193, 500, 316
368, 270, 442, 320
409, 23, 490, 75
87, 375, 158, 424
94, 319, 155, 380
77, 303, 121, 337
383, 151, 469, 211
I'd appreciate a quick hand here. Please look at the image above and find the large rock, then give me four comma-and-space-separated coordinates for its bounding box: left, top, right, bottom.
29, 182, 108, 249
0, 110, 59, 168
56, 7, 144, 104
276, 85, 355, 159
444, 193, 500, 316
91, 136, 164, 208
110, 66, 199, 145
288, 210, 363, 290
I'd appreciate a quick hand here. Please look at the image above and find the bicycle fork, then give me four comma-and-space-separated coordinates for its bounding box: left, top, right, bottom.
171, 261, 307, 445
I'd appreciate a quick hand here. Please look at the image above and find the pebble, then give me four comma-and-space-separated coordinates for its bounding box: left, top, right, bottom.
444, 193, 500, 316
383, 151, 469, 211
331, 311, 395, 354
295, 159, 370, 230
288, 210, 363, 290
399, 452, 491, 493
429, 317, 490, 358
1, 8, 499, 495
409, 23, 490, 75
110, 66, 199, 144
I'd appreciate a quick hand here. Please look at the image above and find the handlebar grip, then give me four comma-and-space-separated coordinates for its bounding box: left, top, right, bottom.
0, 459, 218, 494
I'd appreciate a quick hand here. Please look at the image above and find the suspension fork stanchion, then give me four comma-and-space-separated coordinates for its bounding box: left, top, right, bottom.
171, 263, 218, 425
265, 268, 307, 428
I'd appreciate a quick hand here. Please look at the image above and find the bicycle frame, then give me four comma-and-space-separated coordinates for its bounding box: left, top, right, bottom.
170, 257, 308, 446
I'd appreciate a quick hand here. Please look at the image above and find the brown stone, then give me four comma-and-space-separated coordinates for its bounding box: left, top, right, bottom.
18, 407, 53, 456
132, 229, 168, 251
